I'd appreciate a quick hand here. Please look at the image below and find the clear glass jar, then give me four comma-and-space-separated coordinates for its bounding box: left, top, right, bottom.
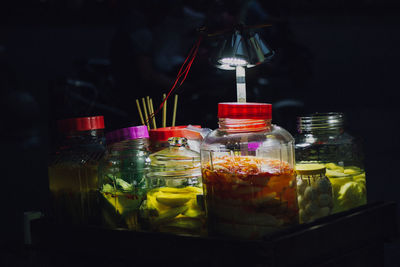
295, 112, 367, 214
48, 116, 105, 225
296, 164, 333, 223
142, 137, 206, 236
98, 125, 150, 230
200, 103, 298, 239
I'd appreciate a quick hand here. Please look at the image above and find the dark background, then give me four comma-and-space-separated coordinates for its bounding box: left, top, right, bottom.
1, 0, 400, 265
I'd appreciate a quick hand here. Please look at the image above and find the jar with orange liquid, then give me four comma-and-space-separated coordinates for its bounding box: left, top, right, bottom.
200, 103, 298, 239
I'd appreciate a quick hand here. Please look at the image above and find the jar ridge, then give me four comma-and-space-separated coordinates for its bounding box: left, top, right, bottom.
218, 118, 271, 133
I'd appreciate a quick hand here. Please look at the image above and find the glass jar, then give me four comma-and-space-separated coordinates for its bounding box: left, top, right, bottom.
295, 112, 367, 214
296, 164, 333, 223
142, 137, 205, 236
48, 116, 105, 225
200, 103, 298, 239
98, 125, 150, 230
149, 125, 202, 153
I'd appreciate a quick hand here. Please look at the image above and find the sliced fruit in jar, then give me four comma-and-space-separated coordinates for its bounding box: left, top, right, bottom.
156, 193, 192, 207
326, 169, 348, 177
183, 207, 203, 218
153, 205, 189, 224
250, 192, 277, 206
325, 163, 344, 172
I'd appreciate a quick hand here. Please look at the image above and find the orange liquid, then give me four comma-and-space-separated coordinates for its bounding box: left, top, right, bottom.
202, 156, 298, 239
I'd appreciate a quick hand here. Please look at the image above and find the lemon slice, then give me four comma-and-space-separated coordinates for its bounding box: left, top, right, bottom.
325, 163, 344, 172
159, 187, 189, 194
183, 207, 203, 218
344, 169, 359, 175
153, 206, 189, 224
326, 169, 348, 178
156, 193, 192, 207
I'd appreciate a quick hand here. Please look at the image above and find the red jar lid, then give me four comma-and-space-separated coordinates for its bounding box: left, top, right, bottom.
57, 116, 105, 132
218, 102, 272, 120
149, 125, 201, 142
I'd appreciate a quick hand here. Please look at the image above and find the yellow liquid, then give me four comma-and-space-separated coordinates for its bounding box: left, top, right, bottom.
324, 163, 367, 213
146, 186, 206, 235
101, 191, 144, 230
48, 163, 100, 225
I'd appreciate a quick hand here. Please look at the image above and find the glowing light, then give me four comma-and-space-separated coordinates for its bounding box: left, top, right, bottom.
217, 64, 236, 70
219, 57, 248, 66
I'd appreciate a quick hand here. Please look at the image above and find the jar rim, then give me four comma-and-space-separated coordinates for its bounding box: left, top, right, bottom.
297, 112, 344, 132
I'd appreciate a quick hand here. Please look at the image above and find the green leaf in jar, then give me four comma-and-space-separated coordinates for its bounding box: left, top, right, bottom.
102, 183, 114, 193
116, 178, 133, 191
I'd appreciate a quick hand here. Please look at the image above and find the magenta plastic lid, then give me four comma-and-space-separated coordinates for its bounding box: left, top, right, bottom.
106, 125, 149, 144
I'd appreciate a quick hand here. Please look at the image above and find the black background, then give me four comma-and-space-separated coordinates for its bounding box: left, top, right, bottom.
1, 0, 400, 265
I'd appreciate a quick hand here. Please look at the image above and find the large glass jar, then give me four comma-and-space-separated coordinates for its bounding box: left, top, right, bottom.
98, 125, 150, 230
296, 164, 333, 223
200, 103, 298, 239
295, 112, 367, 214
142, 137, 205, 236
48, 116, 105, 225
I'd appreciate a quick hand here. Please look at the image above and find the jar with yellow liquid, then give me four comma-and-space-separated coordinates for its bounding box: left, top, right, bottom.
142, 137, 205, 236
295, 112, 367, 214
98, 125, 150, 230
48, 116, 105, 225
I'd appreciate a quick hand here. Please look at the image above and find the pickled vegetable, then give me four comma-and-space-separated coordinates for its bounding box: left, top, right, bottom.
296, 164, 333, 223
202, 155, 298, 239
100, 180, 146, 230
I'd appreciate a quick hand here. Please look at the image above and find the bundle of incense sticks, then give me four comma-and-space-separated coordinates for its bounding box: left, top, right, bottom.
136, 94, 178, 130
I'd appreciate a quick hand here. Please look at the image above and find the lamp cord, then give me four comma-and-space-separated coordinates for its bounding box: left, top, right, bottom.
145, 34, 203, 125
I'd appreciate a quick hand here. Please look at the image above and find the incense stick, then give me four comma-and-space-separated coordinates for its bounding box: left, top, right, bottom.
141, 98, 150, 130
162, 93, 167, 128
136, 99, 145, 125
146, 96, 151, 117
172, 94, 178, 127
146, 96, 153, 129
150, 98, 157, 129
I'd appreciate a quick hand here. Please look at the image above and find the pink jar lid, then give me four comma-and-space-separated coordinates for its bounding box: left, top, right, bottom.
106, 125, 149, 144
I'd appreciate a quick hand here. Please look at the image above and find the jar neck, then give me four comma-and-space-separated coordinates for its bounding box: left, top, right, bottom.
218, 118, 271, 132
108, 138, 149, 152
60, 129, 105, 147
297, 113, 344, 135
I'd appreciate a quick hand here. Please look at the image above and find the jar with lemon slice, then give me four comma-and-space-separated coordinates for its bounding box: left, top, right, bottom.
142, 137, 205, 236
295, 113, 367, 214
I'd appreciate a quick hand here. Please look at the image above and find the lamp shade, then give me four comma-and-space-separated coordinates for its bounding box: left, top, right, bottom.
246, 32, 274, 67
212, 27, 274, 70
215, 30, 249, 68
